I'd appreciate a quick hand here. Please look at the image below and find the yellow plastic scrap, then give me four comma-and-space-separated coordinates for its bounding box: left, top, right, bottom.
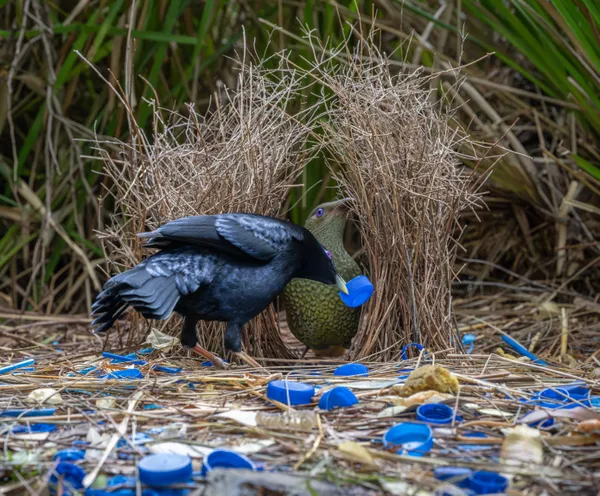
392, 364, 459, 397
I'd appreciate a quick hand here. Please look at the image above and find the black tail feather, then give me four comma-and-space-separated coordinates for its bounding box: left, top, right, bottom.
90, 265, 180, 333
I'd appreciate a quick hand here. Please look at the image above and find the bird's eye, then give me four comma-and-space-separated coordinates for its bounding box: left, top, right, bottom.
315, 208, 324, 218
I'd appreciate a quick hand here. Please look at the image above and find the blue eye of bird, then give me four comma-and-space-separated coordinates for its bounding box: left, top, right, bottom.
315, 208, 324, 218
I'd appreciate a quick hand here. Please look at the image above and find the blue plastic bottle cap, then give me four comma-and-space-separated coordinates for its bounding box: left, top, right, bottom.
416, 403, 454, 424
339, 275, 374, 308
383, 422, 433, 457
201, 449, 256, 476
49, 462, 85, 490
560, 381, 588, 397
334, 363, 369, 377
539, 388, 570, 402
54, 449, 85, 462
467, 471, 508, 494
266, 380, 315, 405
434, 467, 473, 487
138, 453, 193, 487
318, 387, 359, 411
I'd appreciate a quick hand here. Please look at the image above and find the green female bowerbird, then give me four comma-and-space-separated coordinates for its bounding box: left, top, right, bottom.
282, 198, 362, 357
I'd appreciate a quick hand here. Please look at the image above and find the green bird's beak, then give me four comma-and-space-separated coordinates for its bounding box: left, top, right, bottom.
336, 274, 349, 295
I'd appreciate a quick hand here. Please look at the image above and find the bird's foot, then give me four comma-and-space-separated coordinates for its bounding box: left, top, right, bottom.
190, 345, 229, 369
233, 351, 264, 370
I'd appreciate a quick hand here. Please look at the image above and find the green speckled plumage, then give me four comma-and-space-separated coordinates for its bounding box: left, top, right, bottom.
282, 200, 361, 354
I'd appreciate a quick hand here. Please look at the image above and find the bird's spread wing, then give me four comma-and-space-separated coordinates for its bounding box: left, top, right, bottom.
138, 214, 304, 261
91, 250, 213, 332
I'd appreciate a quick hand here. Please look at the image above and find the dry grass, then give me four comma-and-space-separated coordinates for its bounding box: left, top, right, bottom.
94, 46, 324, 358
303, 28, 490, 360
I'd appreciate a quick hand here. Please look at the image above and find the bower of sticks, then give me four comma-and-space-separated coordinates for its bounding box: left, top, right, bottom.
2, 31, 600, 496
97, 32, 485, 362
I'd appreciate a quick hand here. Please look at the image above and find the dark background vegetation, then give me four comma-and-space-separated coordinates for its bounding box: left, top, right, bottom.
1, 0, 599, 315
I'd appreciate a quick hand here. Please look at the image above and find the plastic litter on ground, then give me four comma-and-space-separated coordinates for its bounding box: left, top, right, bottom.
1, 321, 599, 495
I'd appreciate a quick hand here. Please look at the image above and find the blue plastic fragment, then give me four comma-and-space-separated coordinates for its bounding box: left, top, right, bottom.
500, 335, 548, 365
528, 417, 556, 429
102, 352, 147, 365
0, 358, 35, 375
383, 422, 433, 457
13, 367, 36, 374
54, 449, 86, 462
102, 369, 144, 380
153, 365, 182, 374
267, 380, 315, 405
458, 432, 492, 451
138, 347, 155, 355
201, 449, 256, 476
318, 387, 359, 411
416, 403, 454, 424
12, 423, 57, 434
401, 343, 431, 361
139, 453, 193, 486
334, 363, 368, 377
143, 404, 163, 410
1, 408, 56, 417
339, 275, 374, 308
201, 359, 228, 367
434, 466, 472, 488
462, 334, 476, 354
118, 432, 154, 448
467, 470, 509, 494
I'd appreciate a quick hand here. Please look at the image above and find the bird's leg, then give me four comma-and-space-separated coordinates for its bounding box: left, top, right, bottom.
225, 321, 264, 369
181, 317, 228, 369
301, 346, 310, 359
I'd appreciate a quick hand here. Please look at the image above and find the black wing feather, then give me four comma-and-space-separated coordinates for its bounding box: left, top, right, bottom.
138, 214, 304, 262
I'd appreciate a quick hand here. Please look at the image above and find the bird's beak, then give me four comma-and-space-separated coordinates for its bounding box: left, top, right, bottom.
336, 274, 349, 294
330, 197, 354, 214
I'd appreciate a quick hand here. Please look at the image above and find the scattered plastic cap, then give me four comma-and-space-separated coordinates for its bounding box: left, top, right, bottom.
383, 422, 433, 457
318, 387, 359, 411
416, 403, 454, 424
54, 449, 85, 462
334, 363, 368, 377
138, 453, 193, 487
266, 380, 315, 405
339, 275, 374, 308
467, 471, 508, 494
103, 369, 144, 380
559, 381, 588, 397
539, 388, 571, 402
49, 462, 85, 491
434, 467, 473, 488
201, 449, 256, 476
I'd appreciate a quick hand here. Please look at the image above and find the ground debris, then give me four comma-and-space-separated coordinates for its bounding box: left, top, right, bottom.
1, 320, 599, 495
392, 365, 459, 397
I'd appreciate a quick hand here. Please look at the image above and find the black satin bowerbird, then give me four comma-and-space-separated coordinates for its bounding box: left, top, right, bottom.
90, 213, 348, 368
